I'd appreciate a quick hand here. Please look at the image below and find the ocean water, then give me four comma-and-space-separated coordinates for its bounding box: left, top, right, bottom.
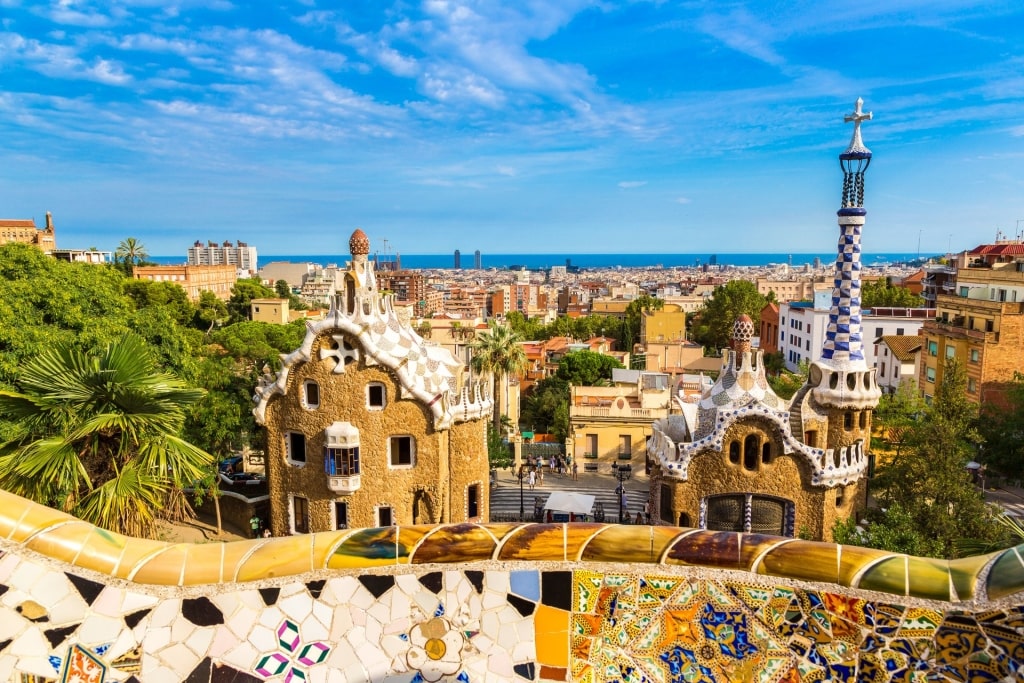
151, 252, 928, 270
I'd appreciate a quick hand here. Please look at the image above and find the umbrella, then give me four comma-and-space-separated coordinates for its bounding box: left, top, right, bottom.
543, 492, 595, 515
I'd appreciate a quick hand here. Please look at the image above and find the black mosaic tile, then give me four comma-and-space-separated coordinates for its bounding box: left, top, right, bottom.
465, 570, 484, 594
182, 597, 224, 627
507, 594, 535, 618
44, 624, 78, 648
185, 657, 212, 682
65, 572, 104, 606
124, 609, 150, 630
0, 585, 7, 597
358, 575, 395, 599
258, 587, 280, 606
514, 662, 536, 680
211, 662, 262, 682
0, 638, 10, 654
540, 571, 572, 611
418, 572, 443, 594
305, 579, 326, 600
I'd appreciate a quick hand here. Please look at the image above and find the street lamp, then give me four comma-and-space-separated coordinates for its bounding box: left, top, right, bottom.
517, 464, 526, 521
614, 463, 632, 523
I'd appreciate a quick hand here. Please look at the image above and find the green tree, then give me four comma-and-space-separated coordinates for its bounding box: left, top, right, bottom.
486, 420, 514, 470
690, 280, 768, 351
852, 357, 1005, 558
978, 373, 1024, 481
471, 321, 528, 432
0, 336, 213, 538
194, 291, 229, 333
555, 350, 625, 385
520, 377, 569, 437
227, 278, 276, 323
861, 278, 925, 308
766, 360, 808, 400
874, 381, 927, 457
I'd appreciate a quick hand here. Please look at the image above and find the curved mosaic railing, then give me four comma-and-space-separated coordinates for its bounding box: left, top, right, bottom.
2, 488, 1023, 682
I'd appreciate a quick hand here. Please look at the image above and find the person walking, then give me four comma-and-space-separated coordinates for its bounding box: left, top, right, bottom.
643, 501, 651, 525
249, 514, 261, 539
572, 460, 578, 481
528, 468, 536, 490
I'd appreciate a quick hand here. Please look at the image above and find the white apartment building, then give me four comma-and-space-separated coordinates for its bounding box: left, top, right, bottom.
187, 240, 258, 276
874, 336, 923, 394
779, 290, 933, 372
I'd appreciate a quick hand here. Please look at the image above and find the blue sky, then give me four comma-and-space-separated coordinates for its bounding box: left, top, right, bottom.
2, 1, 1023, 257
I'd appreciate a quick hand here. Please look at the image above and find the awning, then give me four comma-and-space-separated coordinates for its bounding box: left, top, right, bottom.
543, 492, 595, 515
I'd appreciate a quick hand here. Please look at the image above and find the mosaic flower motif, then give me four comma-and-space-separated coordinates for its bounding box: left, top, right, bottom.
406, 617, 465, 682
254, 619, 330, 682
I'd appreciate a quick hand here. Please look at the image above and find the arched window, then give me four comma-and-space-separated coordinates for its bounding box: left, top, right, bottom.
761, 441, 772, 464
728, 441, 740, 465
678, 512, 691, 528
859, 411, 868, 429
743, 434, 759, 470
843, 412, 853, 430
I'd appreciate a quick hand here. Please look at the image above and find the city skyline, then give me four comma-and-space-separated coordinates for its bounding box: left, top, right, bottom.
3, 1, 1024, 256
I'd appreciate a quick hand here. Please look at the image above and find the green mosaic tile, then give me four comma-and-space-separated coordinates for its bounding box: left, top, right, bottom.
985, 546, 1024, 601
857, 556, 908, 596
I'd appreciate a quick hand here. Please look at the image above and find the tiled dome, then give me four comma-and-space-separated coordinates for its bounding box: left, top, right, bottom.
349, 229, 370, 256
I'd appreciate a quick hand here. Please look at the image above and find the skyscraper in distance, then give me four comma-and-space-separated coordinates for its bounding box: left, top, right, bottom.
454, 250, 461, 269
474, 250, 482, 269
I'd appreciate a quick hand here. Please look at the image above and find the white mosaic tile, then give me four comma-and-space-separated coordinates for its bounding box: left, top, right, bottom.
184, 626, 214, 657
279, 590, 313, 623
149, 598, 180, 628
120, 589, 159, 613
79, 613, 128, 643
143, 625, 171, 653
0, 607, 24, 640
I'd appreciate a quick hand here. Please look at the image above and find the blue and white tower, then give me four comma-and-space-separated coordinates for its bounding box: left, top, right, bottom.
806, 99, 881, 438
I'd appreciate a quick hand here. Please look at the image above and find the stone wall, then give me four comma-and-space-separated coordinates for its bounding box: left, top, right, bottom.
1, 489, 1022, 682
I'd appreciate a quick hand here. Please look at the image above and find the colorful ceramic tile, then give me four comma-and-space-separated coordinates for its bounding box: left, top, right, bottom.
498, 524, 569, 561
579, 525, 682, 564
756, 540, 840, 584
985, 546, 1024, 601
411, 524, 496, 564
663, 530, 741, 569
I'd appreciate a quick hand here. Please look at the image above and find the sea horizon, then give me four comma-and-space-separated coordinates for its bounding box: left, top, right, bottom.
150, 251, 933, 270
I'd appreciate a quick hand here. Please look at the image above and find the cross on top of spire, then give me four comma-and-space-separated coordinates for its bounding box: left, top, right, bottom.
842, 97, 872, 156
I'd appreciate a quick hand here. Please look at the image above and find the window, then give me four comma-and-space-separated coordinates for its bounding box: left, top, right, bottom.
844, 412, 853, 430
334, 502, 348, 530
377, 506, 393, 527
367, 383, 386, 409
928, 341, 938, 356
986, 320, 994, 332
970, 349, 980, 363
292, 496, 309, 534
659, 484, 673, 523
389, 436, 415, 467
303, 380, 320, 409
286, 432, 307, 464
806, 340, 810, 351
743, 434, 759, 471
618, 435, 631, 458
875, 327, 883, 338
881, 363, 887, 376
728, 441, 740, 465
896, 328, 904, 335
968, 378, 977, 394
468, 484, 480, 518
926, 367, 936, 383
325, 446, 359, 475
804, 430, 817, 448
859, 411, 867, 429
945, 345, 955, 359
761, 442, 772, 463
835, 487, 845, 507
705, 495, 791, 536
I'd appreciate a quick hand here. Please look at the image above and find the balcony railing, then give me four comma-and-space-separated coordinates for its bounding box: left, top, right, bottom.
583, 453, 598, 459
617, 452, 632, 460
923, 320, 997, 342
327, 474, 361, 494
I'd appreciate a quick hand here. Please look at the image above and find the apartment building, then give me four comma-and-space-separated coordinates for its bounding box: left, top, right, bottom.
132, 264, 237, 300
1, 212, 56, 254
187, 240, 258, 275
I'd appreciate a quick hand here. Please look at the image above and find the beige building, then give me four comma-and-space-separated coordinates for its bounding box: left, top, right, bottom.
567, 370, 672, 474
132, 263, 237, 300
1, 212, 56, 253
254, 230, 493, 534
875, 335, 923, 394
251, 298, 290, 324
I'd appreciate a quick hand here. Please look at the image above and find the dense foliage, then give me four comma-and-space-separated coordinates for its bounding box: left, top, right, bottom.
978, 373, 1024, 482
520, 350, 625, 442
690, 280, 768, 351
834, 358, 1011, 558
861, 277, 925, 308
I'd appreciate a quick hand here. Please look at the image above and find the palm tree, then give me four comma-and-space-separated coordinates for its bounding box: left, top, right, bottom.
0, 335, 213, 538
471, 321, 528, 433
115, 237, 149, 270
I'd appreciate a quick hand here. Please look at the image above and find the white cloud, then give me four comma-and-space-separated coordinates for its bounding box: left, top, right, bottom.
618, 180, 647, 188
675, 196, 691, 204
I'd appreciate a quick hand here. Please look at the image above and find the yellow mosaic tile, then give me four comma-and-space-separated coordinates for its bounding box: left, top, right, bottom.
837, 543, 895, 587
561, 523, 604, 560
579, 525, 682, 564
479, 522, 527, 544
71, 526, 128, 576
180, 543, 227, 586
24, 522, 96, 565
857, 556, 908, 596
947, 552, 993, 601
739, 533, 793, 571
236, 535, 315, 580
535, 604, 570, 668
756, 540, 840, 584
111, 535, 178, 580
498, 524, 568, 561
411, 523, 496, 564
904, 556, 952, 602
0, 492, 72, 543
326, 527, 403, 569
128, 544, 189, 584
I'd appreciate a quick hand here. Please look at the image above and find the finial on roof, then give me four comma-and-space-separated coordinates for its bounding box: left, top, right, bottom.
842, 97, 872, 157
349, 228, 370, 256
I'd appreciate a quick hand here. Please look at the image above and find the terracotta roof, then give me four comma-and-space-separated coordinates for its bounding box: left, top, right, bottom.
878, 335, 923, 363
969, 243, 1024, 256
0, 219, 37, 228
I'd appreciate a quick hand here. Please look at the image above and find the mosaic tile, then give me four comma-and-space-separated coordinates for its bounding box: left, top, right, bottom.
499, 525, 571, 561
986, 546, 1024, 601
412, 523, 497, 564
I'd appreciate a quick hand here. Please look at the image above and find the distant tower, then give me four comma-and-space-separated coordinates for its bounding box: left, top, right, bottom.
801, 98, 881, 470
474, 250, 482, 269
454, 250, 461, 269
